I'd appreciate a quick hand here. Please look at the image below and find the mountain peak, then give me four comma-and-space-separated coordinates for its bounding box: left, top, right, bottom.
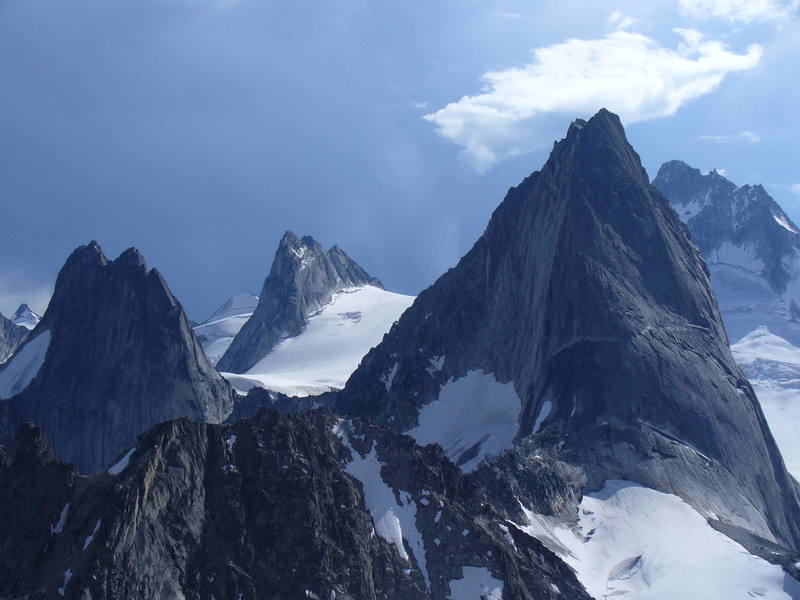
547, 108, 649, 190
64, 240, 108, 270
9, 303, 41, 332
12, 304, 30, 318
336, 114, 800, 549
217, 233, 383, 373
0, 242, 234, 473
114, 246, 148, 269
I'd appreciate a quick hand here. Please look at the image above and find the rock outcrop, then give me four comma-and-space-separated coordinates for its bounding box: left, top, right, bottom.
0, 416, 589, 600
0, 242, 235, 474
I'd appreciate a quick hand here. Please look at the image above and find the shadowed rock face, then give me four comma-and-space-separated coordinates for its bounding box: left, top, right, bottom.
0, 242, 234, 474
335, 109, 800, 549
654, 160, 800, 296
0, 313, 28, 364
0, 417, 589, 600
217, 231, 382, 374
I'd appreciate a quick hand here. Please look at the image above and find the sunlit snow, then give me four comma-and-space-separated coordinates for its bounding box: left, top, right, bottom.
340, 433, 429, 588
222, 286, 413, 397
0, 330, 50, 399
517, 480, 800, 600
774, 214, 799, 234
406, 370, 521, 472
733, 327, 800, 480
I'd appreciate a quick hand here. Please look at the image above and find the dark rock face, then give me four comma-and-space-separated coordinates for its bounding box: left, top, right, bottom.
0, 242, 234, 474
335, 110, 800, 549
653, 160, 800, 295
0, 416, 589, 600
0, 313, 28, 364
217, 232, 382, 373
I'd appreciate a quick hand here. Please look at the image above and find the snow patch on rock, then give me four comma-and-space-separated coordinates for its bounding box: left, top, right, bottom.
50, 503, 70, 535
341, 435, 429, 588
107, 447, 135, 475
406, 370, 521, 472
83, 518, 101, 550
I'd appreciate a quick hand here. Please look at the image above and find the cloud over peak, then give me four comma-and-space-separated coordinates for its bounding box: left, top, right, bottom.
424, 30, 763, 173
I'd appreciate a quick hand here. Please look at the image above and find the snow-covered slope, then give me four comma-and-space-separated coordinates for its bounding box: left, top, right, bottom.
193, 293, 258, 366
405, 370, 522, 472
221, 285, 414, 396
518, 480, 800, 600
733, 327, 800, 480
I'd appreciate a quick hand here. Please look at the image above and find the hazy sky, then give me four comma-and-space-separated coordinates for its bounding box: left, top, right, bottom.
1, 0, 799, 320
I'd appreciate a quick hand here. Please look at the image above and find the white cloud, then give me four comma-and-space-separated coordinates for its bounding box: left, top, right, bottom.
678, 0, 799, 23
606, 10, 639, 31
698, 130, 762, 142
424, 30, 763, 173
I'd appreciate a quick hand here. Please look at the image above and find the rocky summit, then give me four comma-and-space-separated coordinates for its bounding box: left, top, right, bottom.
335, 109, 800, 550
0, 242, 235, 474
217, 231, 383, 374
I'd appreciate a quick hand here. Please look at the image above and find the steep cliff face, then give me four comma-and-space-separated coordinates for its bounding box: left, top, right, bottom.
0, 242, 234, 474
0, 416, 589, 600
217, 232, 383, 374
0, 312, 28, 365
335, 109, 800, 549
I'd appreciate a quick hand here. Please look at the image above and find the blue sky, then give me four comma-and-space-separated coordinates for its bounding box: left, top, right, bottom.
1, 0, 798, 319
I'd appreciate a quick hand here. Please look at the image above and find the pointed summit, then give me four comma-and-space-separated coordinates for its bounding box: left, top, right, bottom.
10, 303, 41, 332
336, 109, 800, 549
217, 232, 383, 374
0, 241, 234, 473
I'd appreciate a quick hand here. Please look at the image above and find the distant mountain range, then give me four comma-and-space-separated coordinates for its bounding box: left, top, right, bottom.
1, 110, 799, 600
